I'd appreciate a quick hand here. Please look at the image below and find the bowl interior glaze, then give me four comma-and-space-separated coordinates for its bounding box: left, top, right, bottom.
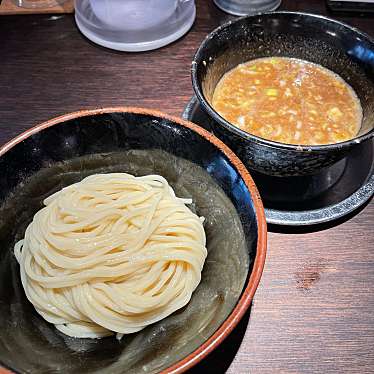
193, 12, 374, 145
0, 109, 266, 374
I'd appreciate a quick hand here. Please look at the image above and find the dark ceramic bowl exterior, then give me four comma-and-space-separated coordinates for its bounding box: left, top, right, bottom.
0, 108, 266, 374
192, 12, 374, 177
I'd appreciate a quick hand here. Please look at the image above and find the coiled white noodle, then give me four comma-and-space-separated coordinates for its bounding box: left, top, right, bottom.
14, 173, 207, 339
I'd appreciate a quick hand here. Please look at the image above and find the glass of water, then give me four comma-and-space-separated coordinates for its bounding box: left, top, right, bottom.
75, 0, 196, 52
214, 0, 281, 16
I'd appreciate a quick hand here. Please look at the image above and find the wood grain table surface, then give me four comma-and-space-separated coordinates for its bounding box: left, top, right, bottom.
1, 0, 373, 373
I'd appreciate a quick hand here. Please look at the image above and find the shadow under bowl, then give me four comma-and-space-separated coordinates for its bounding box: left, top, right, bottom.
192, 11, 374, 177
0, 108, 266, 374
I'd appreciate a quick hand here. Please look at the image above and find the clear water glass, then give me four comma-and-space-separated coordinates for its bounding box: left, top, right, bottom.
75, 0, 196, 52
214, 0, 281, 16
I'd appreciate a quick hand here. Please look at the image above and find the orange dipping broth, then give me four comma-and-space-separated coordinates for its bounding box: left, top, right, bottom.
211, 57, 362, 145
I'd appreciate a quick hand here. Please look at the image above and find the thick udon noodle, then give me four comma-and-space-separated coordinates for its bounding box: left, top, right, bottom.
14, 173, 207, 339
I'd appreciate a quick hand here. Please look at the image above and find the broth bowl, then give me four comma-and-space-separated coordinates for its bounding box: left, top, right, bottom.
192, 11, 374, 177
0, 108, 266, 373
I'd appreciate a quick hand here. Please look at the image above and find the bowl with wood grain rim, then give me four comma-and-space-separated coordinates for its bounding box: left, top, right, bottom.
192, 11, 374, 177
0, 108, 266, 373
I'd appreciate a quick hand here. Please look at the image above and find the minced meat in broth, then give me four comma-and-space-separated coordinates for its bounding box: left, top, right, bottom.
212, 57, 362, 145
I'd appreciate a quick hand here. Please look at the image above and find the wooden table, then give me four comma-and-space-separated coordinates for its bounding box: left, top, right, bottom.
1, 1, 373, 373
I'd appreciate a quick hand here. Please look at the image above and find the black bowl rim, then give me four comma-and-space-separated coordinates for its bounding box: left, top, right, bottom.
191, 11, 374, 152
0, 107, 267, 374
